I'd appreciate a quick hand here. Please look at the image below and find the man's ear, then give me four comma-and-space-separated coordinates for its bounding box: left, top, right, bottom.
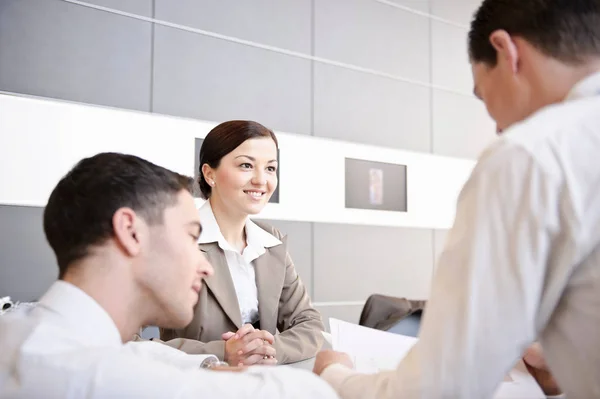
489, 29, 520, 74
112, 207, 142, 257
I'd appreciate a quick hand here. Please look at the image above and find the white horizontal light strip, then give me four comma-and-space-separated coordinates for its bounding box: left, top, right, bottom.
0, 94, 474, 229
375, 0, 470, 30
313, 301, 366, 307
60, 0, 472, 97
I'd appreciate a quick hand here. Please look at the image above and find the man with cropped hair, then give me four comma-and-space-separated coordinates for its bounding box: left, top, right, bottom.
314, 1, 600, 397
0, 152, 338, 399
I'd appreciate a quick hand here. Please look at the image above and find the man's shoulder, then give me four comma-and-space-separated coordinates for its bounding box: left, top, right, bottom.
476, 98, 600, 181
0, 311, 39, 348
502, 97, 600, 155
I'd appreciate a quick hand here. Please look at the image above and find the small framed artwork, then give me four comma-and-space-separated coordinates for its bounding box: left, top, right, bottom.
345, 158, 407, 212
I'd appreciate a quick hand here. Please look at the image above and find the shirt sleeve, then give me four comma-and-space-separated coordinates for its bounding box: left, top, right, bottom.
118, 340, 339, 398
123, 340, 216, 369
321, 143, 564, 399
95, 349, 340, 399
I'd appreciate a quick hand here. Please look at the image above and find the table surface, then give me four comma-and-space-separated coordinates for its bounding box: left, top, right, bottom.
283, 331, 545, 399
286, 355, 316, 371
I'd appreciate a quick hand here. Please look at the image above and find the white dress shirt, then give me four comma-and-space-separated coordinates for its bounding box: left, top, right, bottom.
0, 281, 339, 398
198, 201, 281, 325
321, 72, 600, 399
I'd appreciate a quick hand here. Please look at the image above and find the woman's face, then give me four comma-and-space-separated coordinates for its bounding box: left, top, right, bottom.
204, 137, 278, 216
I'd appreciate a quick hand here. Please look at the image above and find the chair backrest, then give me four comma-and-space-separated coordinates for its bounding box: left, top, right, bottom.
385, 311, 422, 337
359, 294, 426, 332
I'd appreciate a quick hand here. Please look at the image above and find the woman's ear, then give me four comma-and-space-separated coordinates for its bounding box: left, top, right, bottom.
201, 163, 215, 186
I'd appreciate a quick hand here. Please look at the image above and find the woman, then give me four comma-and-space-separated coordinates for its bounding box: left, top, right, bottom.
160, 120, 324, 366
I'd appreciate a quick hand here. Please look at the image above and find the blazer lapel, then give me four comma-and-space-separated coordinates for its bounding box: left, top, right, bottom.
254, 236, 287, 334
200, 243, 243, 329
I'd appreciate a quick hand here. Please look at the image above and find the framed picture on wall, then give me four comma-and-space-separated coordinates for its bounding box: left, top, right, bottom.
344, 158, 407, 212
194, 138, 280, 203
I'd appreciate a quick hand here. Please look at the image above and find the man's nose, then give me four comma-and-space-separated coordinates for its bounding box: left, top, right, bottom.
198, 253, 214, 277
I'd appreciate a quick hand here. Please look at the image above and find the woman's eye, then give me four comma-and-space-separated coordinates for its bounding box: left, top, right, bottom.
267, 166, 277, 173
240, 163, 252, 169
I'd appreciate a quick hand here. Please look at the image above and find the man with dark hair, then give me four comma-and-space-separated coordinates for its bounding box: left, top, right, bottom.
314, 1, 600, 398
0, 152, 338, 398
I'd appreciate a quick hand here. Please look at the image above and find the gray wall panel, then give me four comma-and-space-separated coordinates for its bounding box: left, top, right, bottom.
0, 206, 56, 302
432, 90, 496, 159
314, 63, 431, 151
155, 0, 311, 53
255, 219, 313, 297
431, 0, 481, 26
315, 304, 364, 332
432, 20, 472, 94
315, 0, 430, 82
85, 0, 153, 16
0, 0, 152, 111
384, 0, 430, 12
313, 223, 433, 302
153, 25, 311, 134
0, 0, 486, 311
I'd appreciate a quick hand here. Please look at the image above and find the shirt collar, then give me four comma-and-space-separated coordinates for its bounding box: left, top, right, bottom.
197, 200, 282, 254
197, 200, 232, 250
37, 280, 122, 347
245, 219, 282, 249
565, 70, 600, 101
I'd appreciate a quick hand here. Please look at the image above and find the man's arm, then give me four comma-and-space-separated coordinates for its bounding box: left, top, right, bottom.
318, 144, 566, 398
124, 339, 217, 367
98, 347, 340, 399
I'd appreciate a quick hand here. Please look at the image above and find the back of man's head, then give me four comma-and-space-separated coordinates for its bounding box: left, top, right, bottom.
43, 152, 193, 278
469, 0, 600, 66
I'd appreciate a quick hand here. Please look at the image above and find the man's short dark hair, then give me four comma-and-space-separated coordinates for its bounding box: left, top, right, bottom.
43, 152, 194, 277
469, 0, 600, 66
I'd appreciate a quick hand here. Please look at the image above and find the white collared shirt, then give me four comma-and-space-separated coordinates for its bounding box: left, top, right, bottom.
198, 200, 281, 325
321, 72, 600, 399
0, 281, 338, 398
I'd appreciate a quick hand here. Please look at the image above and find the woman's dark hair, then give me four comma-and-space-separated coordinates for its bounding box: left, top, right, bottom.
198, 120, 278, 199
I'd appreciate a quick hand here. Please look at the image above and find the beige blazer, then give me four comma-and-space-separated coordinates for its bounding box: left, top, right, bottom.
159, 222, 324, 364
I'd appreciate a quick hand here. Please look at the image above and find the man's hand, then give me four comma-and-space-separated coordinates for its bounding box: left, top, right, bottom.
222, 324, 277, 366
313, 350, 354, 375
523, 343, 562, 396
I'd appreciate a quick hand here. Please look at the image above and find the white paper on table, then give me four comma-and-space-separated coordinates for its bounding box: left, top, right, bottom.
329, 318, 545, 398
329, 317, 417, 373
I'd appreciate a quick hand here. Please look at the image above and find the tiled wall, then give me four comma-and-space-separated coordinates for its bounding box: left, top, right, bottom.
0, 0, 493, 329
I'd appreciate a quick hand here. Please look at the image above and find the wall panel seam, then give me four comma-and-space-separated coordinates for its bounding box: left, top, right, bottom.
374, 0, 469, 29
59, 0, 474, 97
